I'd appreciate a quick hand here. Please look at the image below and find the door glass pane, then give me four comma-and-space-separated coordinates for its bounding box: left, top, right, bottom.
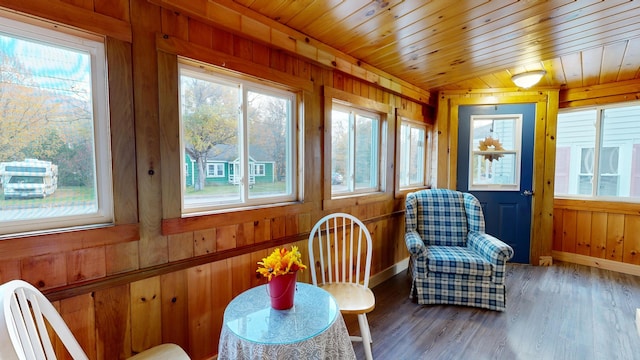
469, 115, 522, 190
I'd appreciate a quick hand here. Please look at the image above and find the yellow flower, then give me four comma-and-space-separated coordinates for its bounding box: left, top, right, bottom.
257, 246, 307, 281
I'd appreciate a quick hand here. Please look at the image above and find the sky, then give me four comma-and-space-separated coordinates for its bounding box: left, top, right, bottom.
0, 28, 92, 98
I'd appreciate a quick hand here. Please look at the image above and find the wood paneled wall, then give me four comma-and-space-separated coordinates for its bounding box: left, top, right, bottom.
553, 80, 640, 277
553, 199, 640, 275
0, 0, 420, 359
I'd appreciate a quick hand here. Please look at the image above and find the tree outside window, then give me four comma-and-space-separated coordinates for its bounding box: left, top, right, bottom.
179, 63, 297, 212
331, 103, 380, 196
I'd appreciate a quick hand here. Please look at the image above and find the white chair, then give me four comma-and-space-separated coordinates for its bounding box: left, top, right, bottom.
0, 279, 190, 360
308, 213, 375, 360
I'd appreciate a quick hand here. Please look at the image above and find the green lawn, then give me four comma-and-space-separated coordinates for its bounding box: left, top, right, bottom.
184, 182, 287, 196
0, 186, 95, 208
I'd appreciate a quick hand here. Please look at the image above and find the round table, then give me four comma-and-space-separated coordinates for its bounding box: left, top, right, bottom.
218, 282, 356, 359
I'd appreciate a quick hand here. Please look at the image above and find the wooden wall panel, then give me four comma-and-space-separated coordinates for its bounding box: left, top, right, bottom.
623, 215, 640, 265
590, 212, 608, 259
130, 277, 162, 352
0, 260, 20, 285
160, 270, 189, 351
210, 259, 232, 358
131, 0, 168, 268
105, 242, 139, 275
59, 294, 96, 360
67, 247, 107, 284
186, 265, 213, 360
194, 229, 216, 256
94, 0, 130, 22
230, 253, 252, 297
168, 233, 194, 262
606, 214, 624, 262
575, 211, 592, 256
552, 208, 563, 251
554, 202, 640, 274
21, 253, 67, 291
94, 284, 131, 359
106, 37, 138, 224
561, 210, 577, 253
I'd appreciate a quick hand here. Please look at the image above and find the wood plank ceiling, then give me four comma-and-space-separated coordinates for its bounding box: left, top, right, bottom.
230, 0, 640, 92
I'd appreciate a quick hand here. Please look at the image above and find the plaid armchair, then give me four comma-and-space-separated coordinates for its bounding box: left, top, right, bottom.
405, 189, 514, 311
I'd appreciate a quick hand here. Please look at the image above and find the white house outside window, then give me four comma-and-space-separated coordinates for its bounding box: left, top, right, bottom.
0, 14, 112, 236
206, 163, 225, 178
253, 163, 265, 176
555, 103, 640, 199
331, 102, 381, 196
179, 61, 297, 212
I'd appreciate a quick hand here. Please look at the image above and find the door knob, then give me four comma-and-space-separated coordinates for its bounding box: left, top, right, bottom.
522, 190, 534, 196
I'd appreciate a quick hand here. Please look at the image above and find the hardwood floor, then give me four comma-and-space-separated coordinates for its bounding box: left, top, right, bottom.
343, 262, 640, 360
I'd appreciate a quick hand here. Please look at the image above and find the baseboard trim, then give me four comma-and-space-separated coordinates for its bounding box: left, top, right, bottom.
369, 257, 409, 288
552, 251, 640, 277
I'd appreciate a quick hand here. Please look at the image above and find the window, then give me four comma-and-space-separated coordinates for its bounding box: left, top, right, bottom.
331, 102, 381, 196
555, 103, 640, 199
252, 163, 265, 176
179, 61, 297, 212
398, 119, 429, 189
469, 115, 522, 191
0, 15, 112, 236
206, 163, 225, 178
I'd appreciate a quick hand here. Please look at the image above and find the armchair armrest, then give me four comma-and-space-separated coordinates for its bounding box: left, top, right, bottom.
405, 231, 426, 256
467, 231, 514, 264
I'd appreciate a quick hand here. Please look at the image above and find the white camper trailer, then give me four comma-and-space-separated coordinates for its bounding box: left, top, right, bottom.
1, 159, 58, 200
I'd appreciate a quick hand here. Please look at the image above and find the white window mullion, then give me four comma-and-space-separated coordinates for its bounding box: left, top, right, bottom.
239, 85, 249, 201
349, 111, 356, 192
593, 109, 603, 196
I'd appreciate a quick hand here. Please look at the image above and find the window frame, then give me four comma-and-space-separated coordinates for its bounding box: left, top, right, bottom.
322, 87, 392, 210
0, 13, 114, 237
555, 101, 640, 201
252, 163, 265, 177
206, 163, 225, 178
396, 114, 431, 193
330, 102, 381, 196
178, 60, 300, 215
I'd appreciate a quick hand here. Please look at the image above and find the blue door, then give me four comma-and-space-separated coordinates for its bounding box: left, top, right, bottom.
457, 104, 535, 263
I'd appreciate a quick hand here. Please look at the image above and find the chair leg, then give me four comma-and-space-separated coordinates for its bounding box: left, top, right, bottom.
357, 313, 373, 360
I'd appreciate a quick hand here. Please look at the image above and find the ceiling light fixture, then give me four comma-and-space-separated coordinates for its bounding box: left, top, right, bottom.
511, 70, 547, 88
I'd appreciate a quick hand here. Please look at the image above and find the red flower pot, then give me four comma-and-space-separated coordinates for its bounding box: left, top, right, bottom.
268, 272, 297, 310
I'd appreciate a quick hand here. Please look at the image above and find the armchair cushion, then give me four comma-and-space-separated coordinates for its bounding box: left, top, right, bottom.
426, 246, 493, 277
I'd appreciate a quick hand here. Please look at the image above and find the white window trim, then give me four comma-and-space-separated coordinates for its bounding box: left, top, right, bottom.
253, 163, 265, 176
0, 14, 113, 237
556, 101, 640, 201
398, 117, 430, 190
468, 114, 522, 192
330, 101, 383, 197
206, 163, 225, 178
178, 60, 299, 215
